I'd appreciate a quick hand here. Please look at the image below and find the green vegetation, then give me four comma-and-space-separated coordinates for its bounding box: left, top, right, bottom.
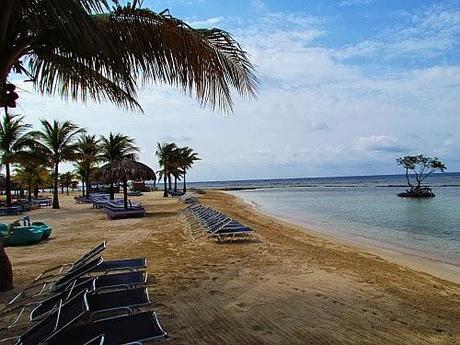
156, 143, 200, 197
0, 1, 257, 113
31, 120, 84, 209
0, 0, 256, 293
396, 155, 447, 198
100, 133, 139, 200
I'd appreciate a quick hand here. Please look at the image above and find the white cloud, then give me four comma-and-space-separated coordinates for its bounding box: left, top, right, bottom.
8, 5, 460, 180
339, 0, 374, 7
356, 136, 409, 153
187, 16, 224, 27
336, 4, 460, 60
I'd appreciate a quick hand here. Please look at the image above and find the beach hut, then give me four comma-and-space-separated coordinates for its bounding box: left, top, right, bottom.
97, 159, 155, 210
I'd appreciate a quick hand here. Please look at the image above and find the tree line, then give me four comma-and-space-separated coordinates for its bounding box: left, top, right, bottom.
0, 112, 199, 209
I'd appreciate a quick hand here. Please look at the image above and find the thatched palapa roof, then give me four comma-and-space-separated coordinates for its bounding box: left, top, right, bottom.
97, 159, 156, 182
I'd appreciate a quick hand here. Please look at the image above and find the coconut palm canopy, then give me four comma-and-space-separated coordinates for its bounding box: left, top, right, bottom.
1, 0, 258, 112
97, 158, 155, 183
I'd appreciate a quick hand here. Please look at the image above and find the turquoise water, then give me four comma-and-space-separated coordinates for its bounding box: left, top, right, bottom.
229, 176, 460, 264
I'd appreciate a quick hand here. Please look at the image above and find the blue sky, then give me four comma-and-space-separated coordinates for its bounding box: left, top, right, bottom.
14, 0, 460, 180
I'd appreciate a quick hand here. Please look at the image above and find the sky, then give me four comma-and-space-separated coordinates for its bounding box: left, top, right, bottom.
12, 0, 460, 181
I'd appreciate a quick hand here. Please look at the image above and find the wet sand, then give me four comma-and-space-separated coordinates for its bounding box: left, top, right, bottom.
0, 191, 459, 344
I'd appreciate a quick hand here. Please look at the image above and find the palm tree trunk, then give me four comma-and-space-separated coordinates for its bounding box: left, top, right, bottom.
123, 179, 128, 209
52, 163, 60, 209
28, 184, 32, 203
5, 163, 11, 207
0, 240, 13, 291
163, 173, 167, 197
110, 182, 114, 200
85, 177, 90, 198
81, 178, 85, 197
174, 176, 177, 192
168, 173, 172, 191
183, 171, 186, 193
66, 184, 69, 195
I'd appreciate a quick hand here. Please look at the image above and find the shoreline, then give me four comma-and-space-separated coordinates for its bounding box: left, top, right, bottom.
1, 191, 459, 344
229, 192, 459, 284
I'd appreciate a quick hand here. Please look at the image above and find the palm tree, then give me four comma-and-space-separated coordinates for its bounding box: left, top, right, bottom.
0, 1, 258, 291
14, 161, 49, 202
179, 147, 200, 193
0, 1, 257, 115
32, 120, 84, 209
74, 161, 87, 197
59, 173, 66, 194
0, 113, 32, 207
100, 133, 139, 200
61, 171, 75, 195
155, 142, 178, 197
75, 134, 101, 198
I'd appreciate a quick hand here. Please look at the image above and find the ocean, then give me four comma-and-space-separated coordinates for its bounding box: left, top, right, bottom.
189, 173, 460, 264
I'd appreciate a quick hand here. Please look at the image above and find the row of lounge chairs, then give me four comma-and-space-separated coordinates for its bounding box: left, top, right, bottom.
0, 241, 167, 344
181, 203, 253, 242
0, 198, 52, 216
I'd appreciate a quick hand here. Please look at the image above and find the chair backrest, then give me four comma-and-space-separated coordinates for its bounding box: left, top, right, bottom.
54, 256, 103, 291
71, 242, 107, 270
45, 311, 166, 345
19, 289, 89, 345
86, 287, 150, 312
31, 279, 96, 321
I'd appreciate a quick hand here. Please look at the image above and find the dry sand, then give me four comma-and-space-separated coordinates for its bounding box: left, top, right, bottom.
0, 191, 459, 344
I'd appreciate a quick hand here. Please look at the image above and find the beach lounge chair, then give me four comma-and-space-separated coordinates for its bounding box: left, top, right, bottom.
45, 311, 167, 345
32, 198, 51, 207
104, 203, 145, 220
210, 226, 253, 242
0, 206, 23, 216
29, 271, 148, 321
2, 287, 152, 345
36, 256, 147, 295
1, 272, 149, 329
7, 255, 146, 308
183, 203, 254, 242
34, 241, 108, 281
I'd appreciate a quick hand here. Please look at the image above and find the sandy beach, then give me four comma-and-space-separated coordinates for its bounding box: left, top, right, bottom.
1, 191, 459, 345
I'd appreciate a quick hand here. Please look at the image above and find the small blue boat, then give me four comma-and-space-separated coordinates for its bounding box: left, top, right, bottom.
0, 218, 53, 246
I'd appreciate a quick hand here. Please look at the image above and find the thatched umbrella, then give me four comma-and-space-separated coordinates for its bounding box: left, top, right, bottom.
97, 159, 156, 209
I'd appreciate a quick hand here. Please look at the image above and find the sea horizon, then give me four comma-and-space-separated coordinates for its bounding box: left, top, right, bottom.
182, 171, 460, 190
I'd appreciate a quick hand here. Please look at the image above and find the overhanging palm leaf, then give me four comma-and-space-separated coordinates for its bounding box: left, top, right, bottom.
1, 1, 258, 112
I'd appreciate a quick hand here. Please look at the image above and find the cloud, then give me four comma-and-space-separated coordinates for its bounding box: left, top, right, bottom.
159, 135, 192, 143
8, 4, 460, 180
339, 0, 374, 6
336, 4, 460, 61
307, 121, 331, 131
187, 16, 224, 27
356, 136, 409, 153
251, 0, 266, 12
